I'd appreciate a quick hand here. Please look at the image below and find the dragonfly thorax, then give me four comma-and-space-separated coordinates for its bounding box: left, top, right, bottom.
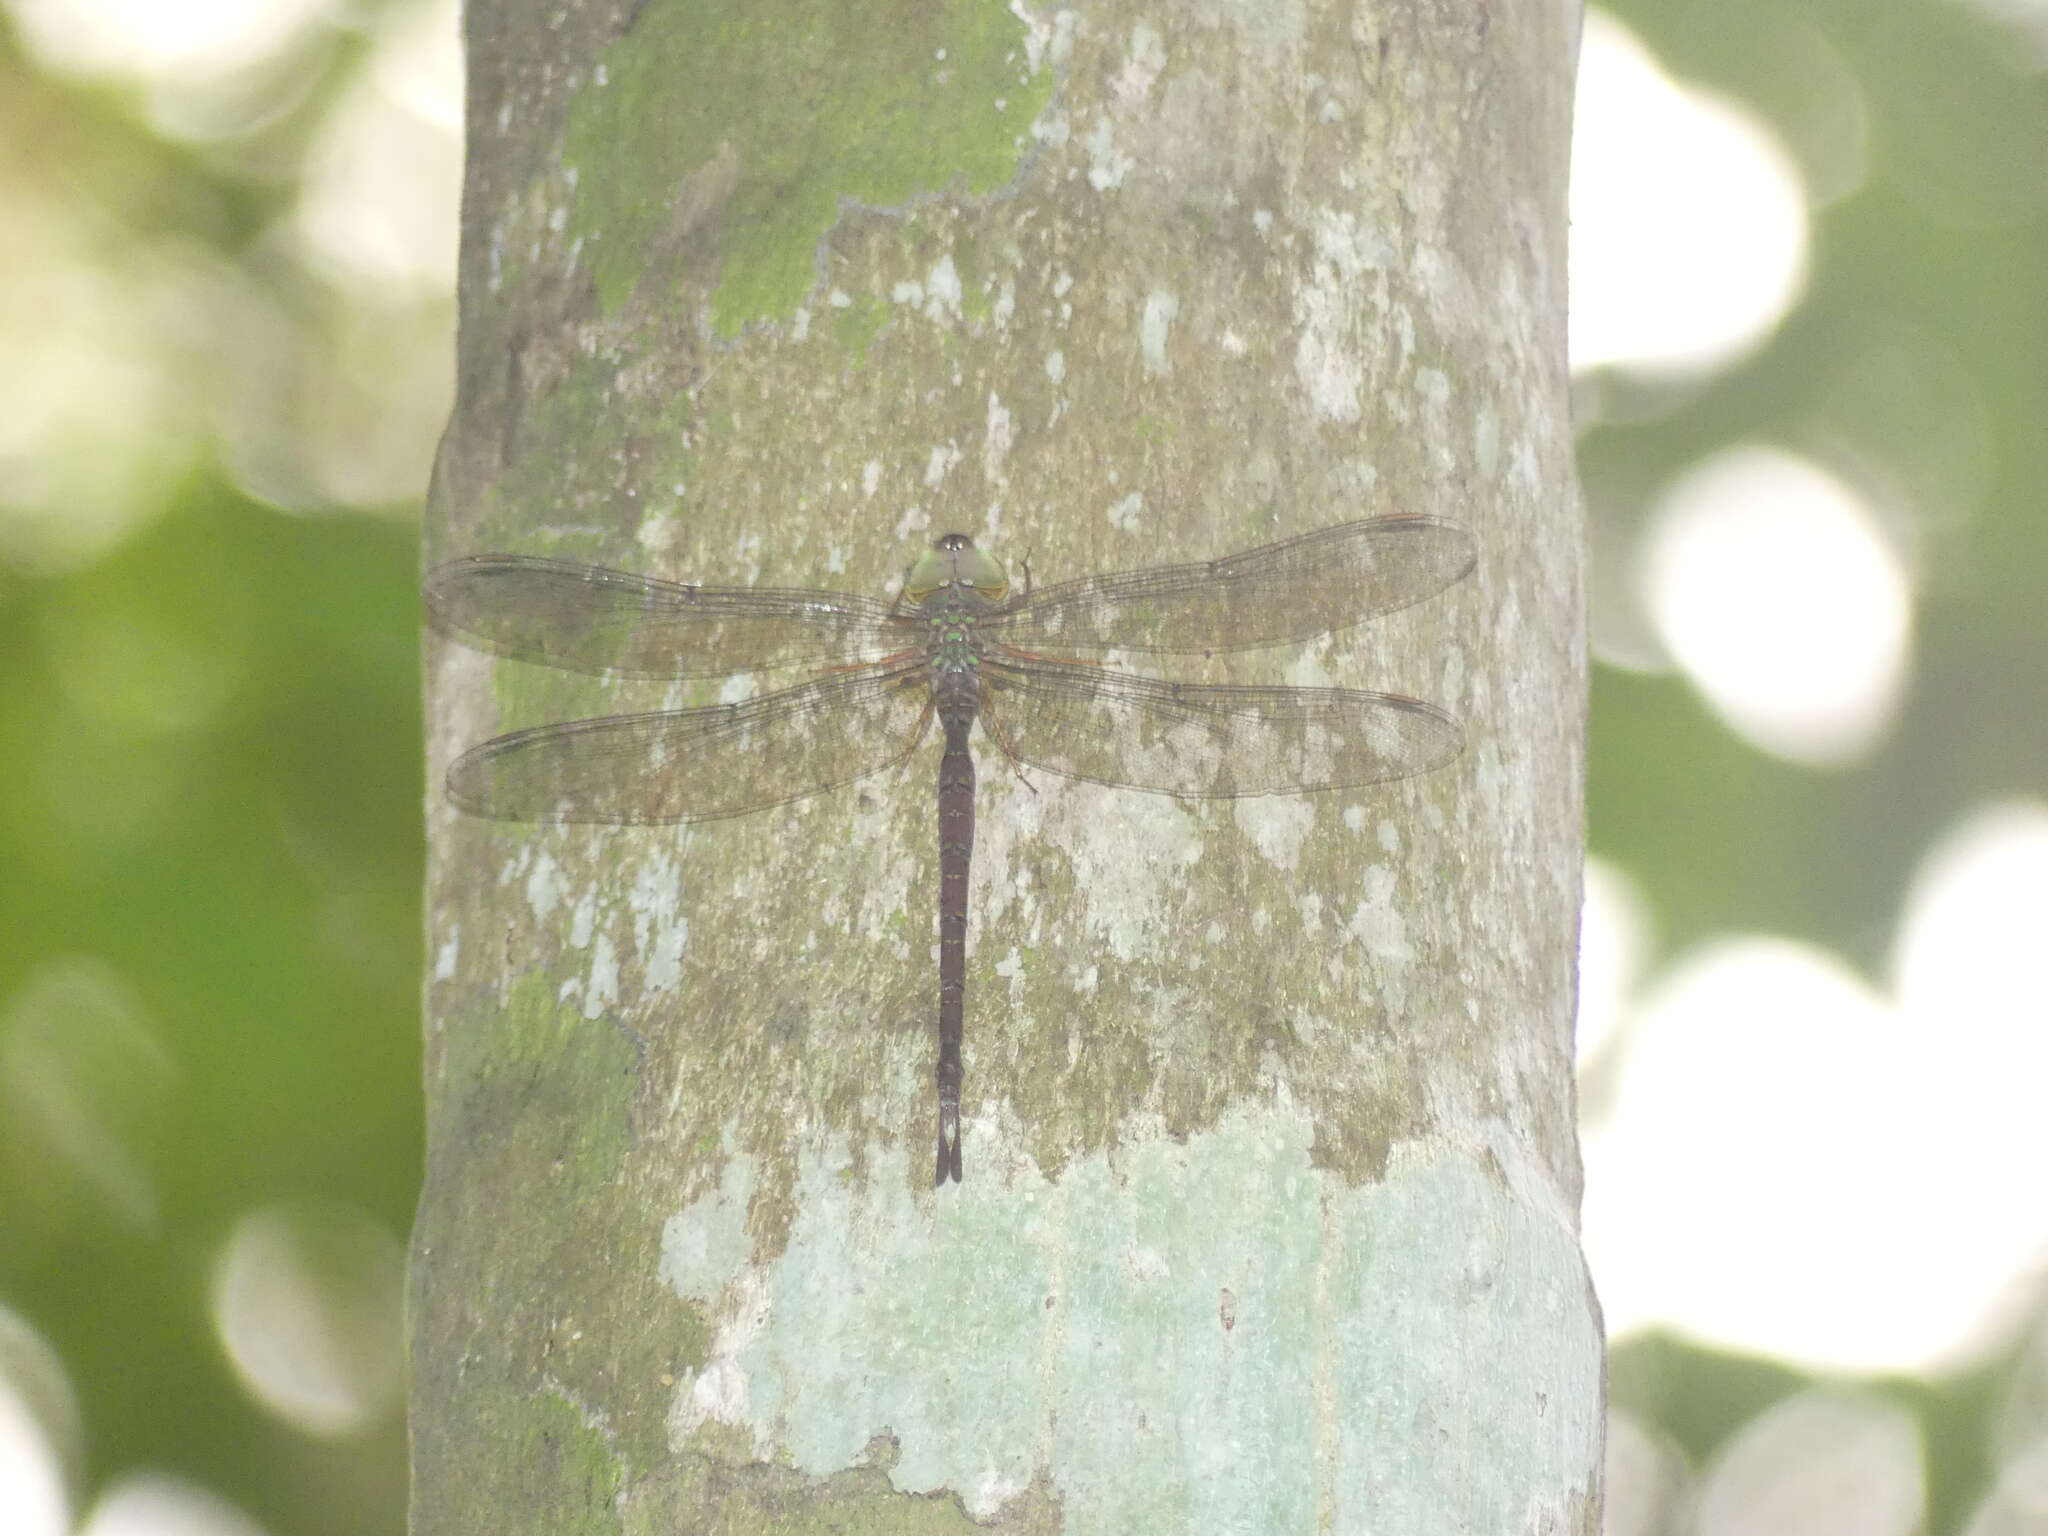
906, 534, 1009, 691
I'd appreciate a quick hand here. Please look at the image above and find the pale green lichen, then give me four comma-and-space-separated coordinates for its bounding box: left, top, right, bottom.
832, 292, 892, 359
563, 0, 1054, 336
650, 1127, 1599, 1531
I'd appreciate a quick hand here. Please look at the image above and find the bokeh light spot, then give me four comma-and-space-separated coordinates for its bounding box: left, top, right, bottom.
1603, 1410, 1689, 1536
5, 0, 333, 86
1586, 799, 2048, 1373
0, 1387, 67, 1536
1964, 1436, 2048, 1535
1570, 11, 1810, 376
211, 1204, 405, 1438
1577, 857, 1651, 1069
1640, 444, 1912, 765
0, 209, 196, 576
1695, 1388, 1924, 1536
1894, 799, 2048, 1037
1996, 1314, 2048, 1474
0, 1309, 75, 1536
292, 0, 462, 296
77, 1472, 269, 1536
1, 961, 174, 1233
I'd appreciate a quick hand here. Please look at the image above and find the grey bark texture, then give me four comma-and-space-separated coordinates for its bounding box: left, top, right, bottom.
415, 0, 1599, 1531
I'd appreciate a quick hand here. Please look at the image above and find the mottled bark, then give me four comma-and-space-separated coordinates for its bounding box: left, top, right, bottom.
415, 0, 1598, 1531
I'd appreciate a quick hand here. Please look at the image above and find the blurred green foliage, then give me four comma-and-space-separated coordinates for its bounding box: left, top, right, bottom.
1584, 3, 2048, 1529
0, 489, 423, 1531
1583, 0, 2048, 971
0, 4, 432, 1528
1, 479, 423, 1531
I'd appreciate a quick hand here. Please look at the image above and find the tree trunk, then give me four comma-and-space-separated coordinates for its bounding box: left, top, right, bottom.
415, 0, 1598, 1531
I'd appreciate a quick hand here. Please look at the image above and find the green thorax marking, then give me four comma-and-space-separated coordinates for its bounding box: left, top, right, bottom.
906, 533, 1009, 681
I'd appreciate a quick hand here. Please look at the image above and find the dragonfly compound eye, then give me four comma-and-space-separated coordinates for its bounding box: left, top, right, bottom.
904, 548, 952, 602
958, 549, 1009, 602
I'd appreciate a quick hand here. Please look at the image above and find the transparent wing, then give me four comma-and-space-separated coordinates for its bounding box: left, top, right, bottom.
446, 662, 929, 824
424, 554, 913, 679
983, 655, 1462, 797
987, 515, 1475, 656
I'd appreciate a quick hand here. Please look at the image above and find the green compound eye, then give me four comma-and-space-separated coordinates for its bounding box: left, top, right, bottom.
907, 534, 1009, 603
903, 547, 950, 602
954, 545, 1009, 601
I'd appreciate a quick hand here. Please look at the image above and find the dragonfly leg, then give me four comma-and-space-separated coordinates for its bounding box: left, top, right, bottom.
895, 696, 935, 786
886, 560, 918, 618
992, 642, 1104, 669
973, 684, 1040, 795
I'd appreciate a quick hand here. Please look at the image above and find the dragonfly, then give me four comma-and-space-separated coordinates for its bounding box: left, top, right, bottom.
425, 515, 1476, 1185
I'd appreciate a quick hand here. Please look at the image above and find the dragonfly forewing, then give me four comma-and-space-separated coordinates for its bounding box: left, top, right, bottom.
986, 514, 1475, 657
982, 655, 1463, 798
447, 662, 929, 824
425, 554, 913, 679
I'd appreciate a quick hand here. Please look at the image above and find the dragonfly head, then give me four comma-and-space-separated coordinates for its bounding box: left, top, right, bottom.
906, 533, 1009, 604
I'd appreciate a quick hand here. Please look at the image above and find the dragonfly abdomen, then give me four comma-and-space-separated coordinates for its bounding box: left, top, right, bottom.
933, 688, 977, 1186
